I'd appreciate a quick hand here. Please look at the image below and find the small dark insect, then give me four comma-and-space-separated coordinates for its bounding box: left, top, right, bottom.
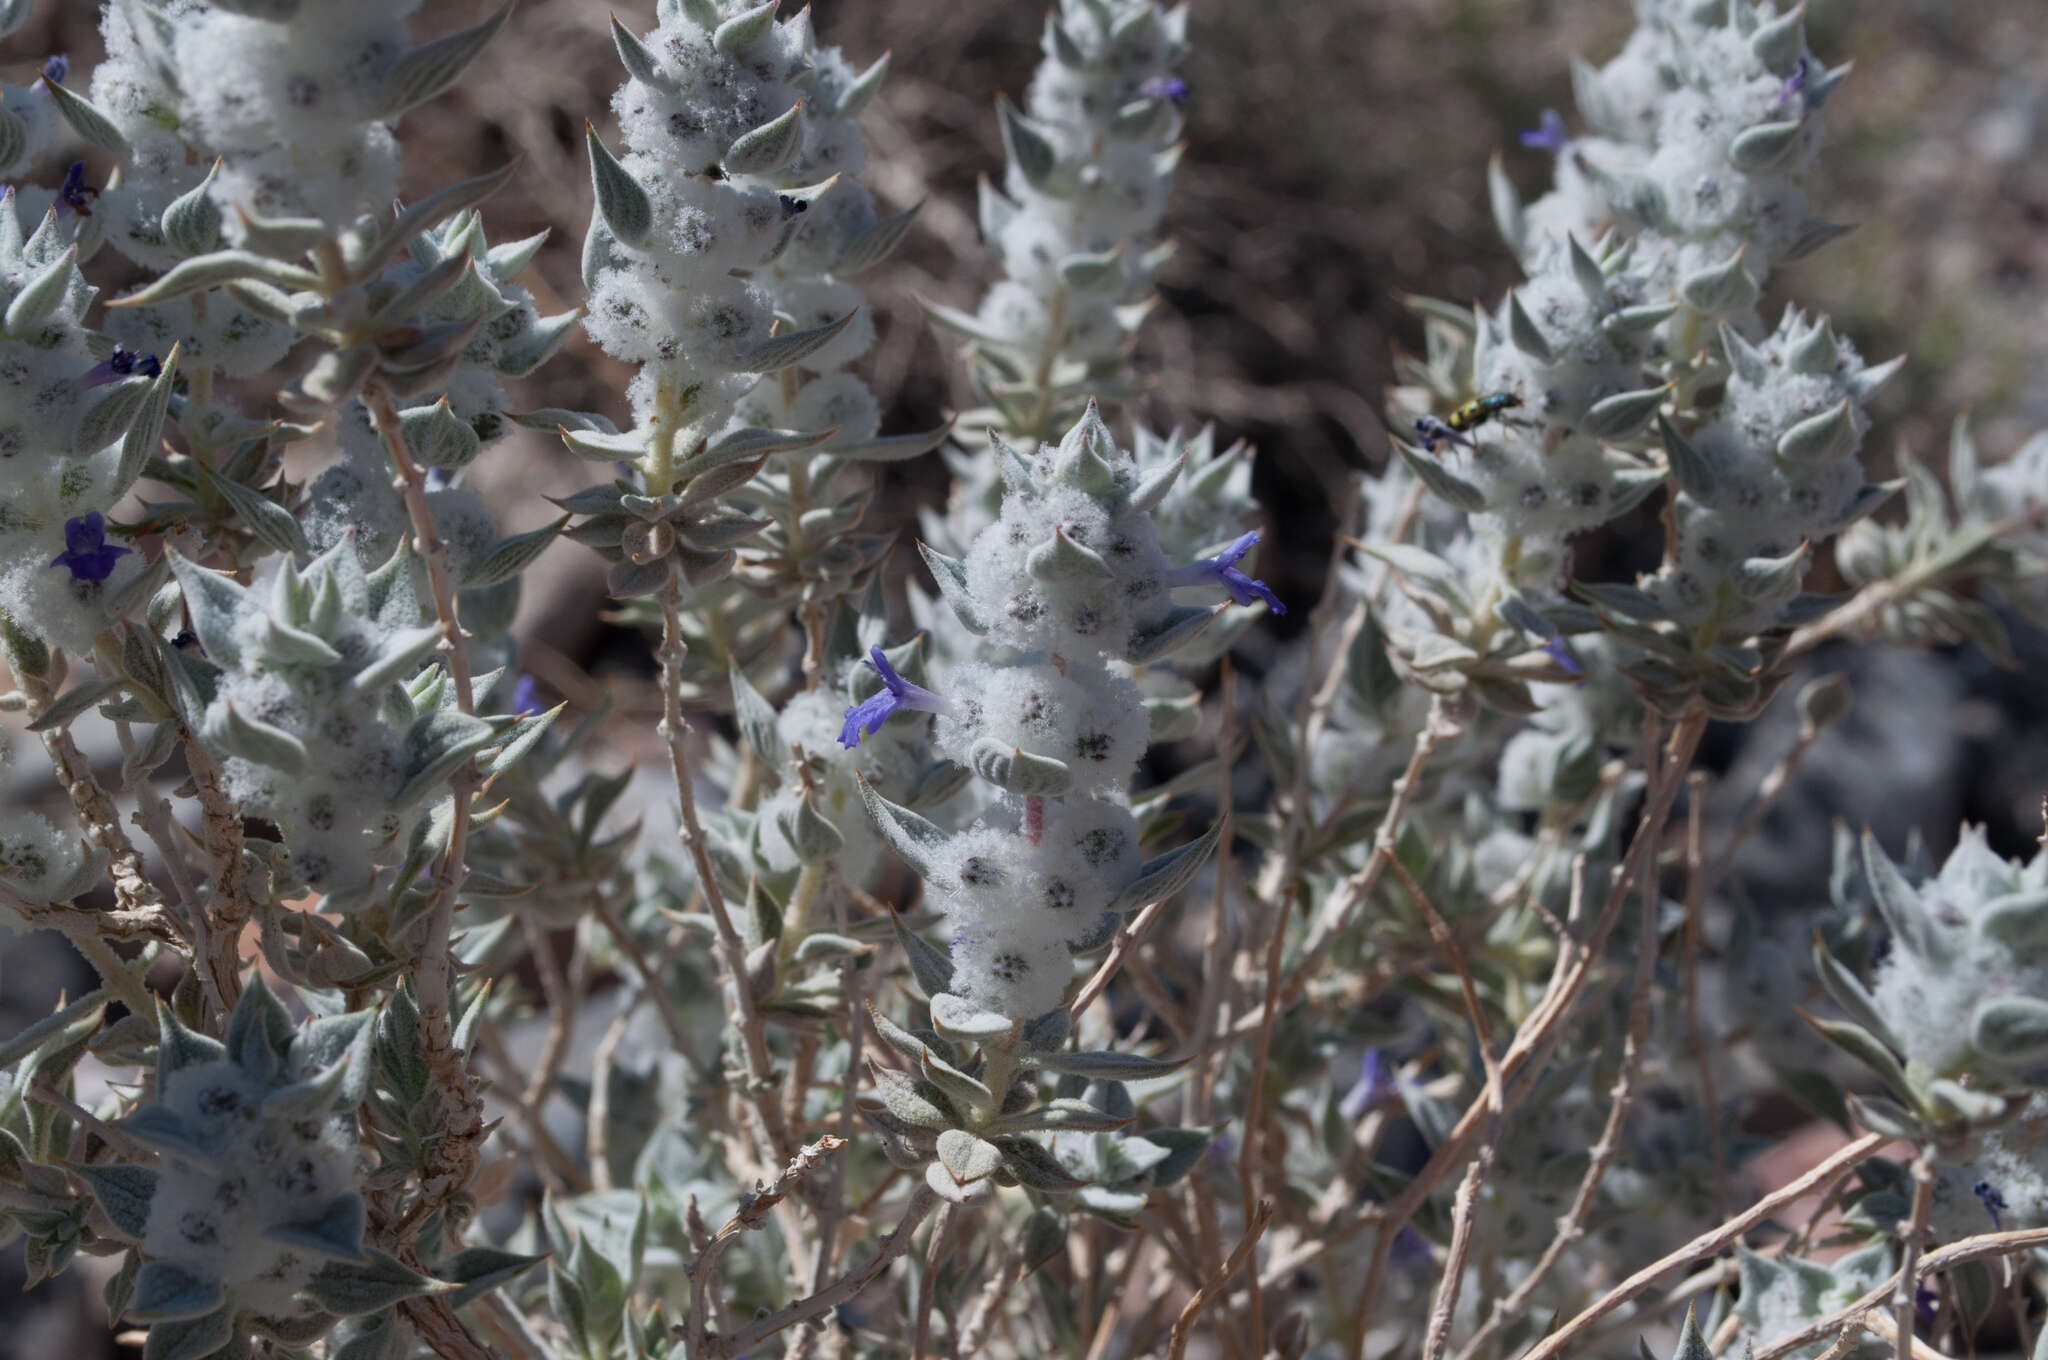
1447, 391, 1523, 433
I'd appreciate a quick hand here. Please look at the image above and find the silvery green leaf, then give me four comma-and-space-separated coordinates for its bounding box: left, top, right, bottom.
731, 308, 859, 374
307, 1249, 443, 1316
115, 346, 181, 496
937, 1129, 1004, 1185
991, 1099, 1132, 1135
75, 377, 154, 457
25, 677, 120, 733
1806, 1014, 1909, 1096
919, 296, 1018, 346
396, 709, 495, 807
892, 911, 955, 1000
438, 1247, 549, 1309
1108, 820, 1223, 913
463, 516, 567, 589
586, 126, 653, 248
728, 663, 781, 766
1843, 1092, 1922, 1142
1127, 603, 1221, 664
991, 1136, 1088, 1192
349, 625, 443, 697
1809, 936, 1899, 1051
265, 1195, 369, 1263
1658, 413, 1716, 498
1679, 246, 1758, 315
5, 245, 75, 339
969, 737, 1072, 795
357, 163, 518, 279
0, 0, 28, 38
919, 1047, 994, 1109
819, 423, 954, 462
1924, 1078, 2006, 1124
1733, 545, 1808, 601
997, 96, 1058, 191
868, 1064, 954, 1129
494, 308, 580, 377
1973, 999, 2048, 1066
712, 0, 779, 57
44, 79, 129, 156
723, 100, 805, 176
1727, 118, 1805, 173
918, 541, 991, 634
76, 1164, 156, 1240
931, 992, 1013, 1043
610, 15, 677, 91
367, 250, 474, 334
835, 203, 920, 275
781, 794, 845, 862
856, 775, 949, 880
196, 464, 309, 556
1782, 217, 1855, 262
128, 1261, 225, 1323
154, 998, 226, 1089
161, 161, 226, 256
1143, 1128, 1216, 1187
1581, 384, 1669, 441
562, 425, 651, 462
1506, 291, 1553, 361
926, 1157, 994, 1204
1776, 399, 1857, 463
229, 206, 328, 261
113, 251, 320, 308
1976, 888, 2048, 950
1394, 440, 1487, 513
606, 556, 672, 598
1574, 581, 1669, 621
141, 1308, 235, 1360
374, 5, 512, 119
1487, 152, 1523, 257
682, 423, 838, 475
1026, 1049, 1188, 1080
206, 701, 308, 773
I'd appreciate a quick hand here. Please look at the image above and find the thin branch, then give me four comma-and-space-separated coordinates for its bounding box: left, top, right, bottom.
1521, 1130, 1887, 1360
1168, 1199, 1274, 1360
705, 1187, 940, 1359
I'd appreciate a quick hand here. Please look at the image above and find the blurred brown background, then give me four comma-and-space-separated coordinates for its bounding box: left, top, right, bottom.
15, 0, 2048, 671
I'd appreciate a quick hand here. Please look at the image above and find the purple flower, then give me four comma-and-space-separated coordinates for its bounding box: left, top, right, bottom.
838, 646, 950, 748
1140, 75, 1190, 105
1519, 108, 1569, 154
1773, 57, 1810, 112
40, 54, 67, 86
1339, 1048, 1393, 1122
81, 346, 162, 387
1913, 1283, 1938, 1323
1391, 1225, 1430, 1264
49, 512, 130, 583
1540, 635, 1584, 679
57, 162, 98, 218
778, 194, 808, 219
512, 674, 543, 717
423, 466, 451, 491
1975, 1180, 2006, 1230
1413, 414, 1472, 455
1166, 531, 1285, 615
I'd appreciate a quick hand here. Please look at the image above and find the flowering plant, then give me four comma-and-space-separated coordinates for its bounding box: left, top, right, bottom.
0, 3, 2042, 1359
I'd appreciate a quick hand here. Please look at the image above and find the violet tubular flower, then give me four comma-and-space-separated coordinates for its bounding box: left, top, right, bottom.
81, 347, 162, 388
1975, 1179, 2007, 1229
1540, 635, 1584, 679
50, 513, 130, 583
56, 162, 98, 218
1338, 1048, 1392, 1121
1166, 531, 1285, 615
40, 54, 66, 86
838, 646, 950, 748
1518, 108, 1568, 154
1140, 75, 1189, 104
